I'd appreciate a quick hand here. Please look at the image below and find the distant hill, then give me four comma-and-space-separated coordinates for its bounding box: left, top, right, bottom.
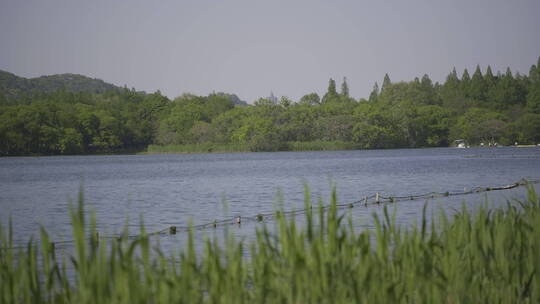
0, 70, 251, 107
0, 70, 123, 102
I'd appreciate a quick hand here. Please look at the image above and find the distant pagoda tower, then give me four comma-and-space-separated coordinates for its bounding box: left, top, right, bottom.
267, 91, 278, 104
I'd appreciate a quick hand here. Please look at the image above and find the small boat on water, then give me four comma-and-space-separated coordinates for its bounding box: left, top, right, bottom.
454, 139, 467, 148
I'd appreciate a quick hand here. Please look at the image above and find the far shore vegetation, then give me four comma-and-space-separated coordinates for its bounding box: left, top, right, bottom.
144, 141, 358, 154
1, 186, 539, 302
1, 57, 540, 156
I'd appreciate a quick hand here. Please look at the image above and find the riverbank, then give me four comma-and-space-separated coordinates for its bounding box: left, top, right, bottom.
144, 141, 360, 154
1, 186, 539, 303
143, 142, 540, 155
2, 142, 539, 157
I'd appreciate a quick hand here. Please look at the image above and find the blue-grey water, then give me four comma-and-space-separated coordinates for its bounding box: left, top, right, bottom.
1, 147, 539, 252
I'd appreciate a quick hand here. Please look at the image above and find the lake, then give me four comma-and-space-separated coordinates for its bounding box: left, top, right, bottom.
1, 147, 539, 251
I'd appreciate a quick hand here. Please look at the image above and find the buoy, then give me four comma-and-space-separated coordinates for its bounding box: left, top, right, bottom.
375, 192, 380, 204
256, 214, 264, 222
236, 216, 241, 225
364, 196, 368, 207
213, 220, 217, 228
169, 226, 177, 234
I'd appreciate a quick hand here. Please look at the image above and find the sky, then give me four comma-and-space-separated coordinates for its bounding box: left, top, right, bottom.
1, 0, 539, 103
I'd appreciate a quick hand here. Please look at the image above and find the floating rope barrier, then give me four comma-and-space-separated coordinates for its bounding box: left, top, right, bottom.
2, 178, 539, 251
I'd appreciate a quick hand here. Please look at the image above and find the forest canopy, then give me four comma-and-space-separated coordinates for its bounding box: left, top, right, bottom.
1, 57, 539, 156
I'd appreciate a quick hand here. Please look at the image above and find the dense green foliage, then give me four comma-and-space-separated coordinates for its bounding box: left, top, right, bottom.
0, 89, 169, 155
1, 57, 540, 156
1, 186, 539, 303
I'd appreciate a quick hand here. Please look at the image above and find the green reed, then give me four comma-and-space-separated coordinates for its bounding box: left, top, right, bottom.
1, 186, 539, 303
146, 142, 251, 154
145, 140, 358, 154
285, 141, 358, 152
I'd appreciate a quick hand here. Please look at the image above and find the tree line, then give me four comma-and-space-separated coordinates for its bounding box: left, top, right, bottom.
1, 57, 539, 156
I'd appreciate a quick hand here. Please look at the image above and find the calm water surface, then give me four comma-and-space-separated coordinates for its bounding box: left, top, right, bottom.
1, 147, 539, 250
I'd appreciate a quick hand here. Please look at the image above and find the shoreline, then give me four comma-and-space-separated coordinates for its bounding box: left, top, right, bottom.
1, 142, 539, 158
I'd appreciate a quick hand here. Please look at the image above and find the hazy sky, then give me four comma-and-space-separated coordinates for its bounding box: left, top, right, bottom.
1, 0, 539, 102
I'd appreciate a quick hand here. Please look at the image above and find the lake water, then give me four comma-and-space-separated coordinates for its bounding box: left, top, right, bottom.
1, 147, 539, 251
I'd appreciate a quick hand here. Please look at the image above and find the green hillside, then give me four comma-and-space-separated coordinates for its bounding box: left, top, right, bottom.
0, 70, 122, 102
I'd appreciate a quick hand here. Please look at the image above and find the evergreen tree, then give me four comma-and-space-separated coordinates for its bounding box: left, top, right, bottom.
527, 81, 540, 113
381, 74, 391, 92
328, 78, 337, 95
461, 68, 471, 97
461, 69, 471, 82
420, 74, 437, 104
485, 66, 495, 84
529, 64, 538, 83
447, 68, 459, 85
505, 67, 513, 78
340, 77, 349, 97
440, 68, 464, 109
421, 74, 433, 88
484, 65, 497, 101
527, 59, 540, 113
322, 78, 338, 103
489, 67, 526, 109
470, 65, 486, 101
369, 82, 379, 103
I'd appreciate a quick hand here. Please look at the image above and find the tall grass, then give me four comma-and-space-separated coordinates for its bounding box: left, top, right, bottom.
1, 186, 539, 303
